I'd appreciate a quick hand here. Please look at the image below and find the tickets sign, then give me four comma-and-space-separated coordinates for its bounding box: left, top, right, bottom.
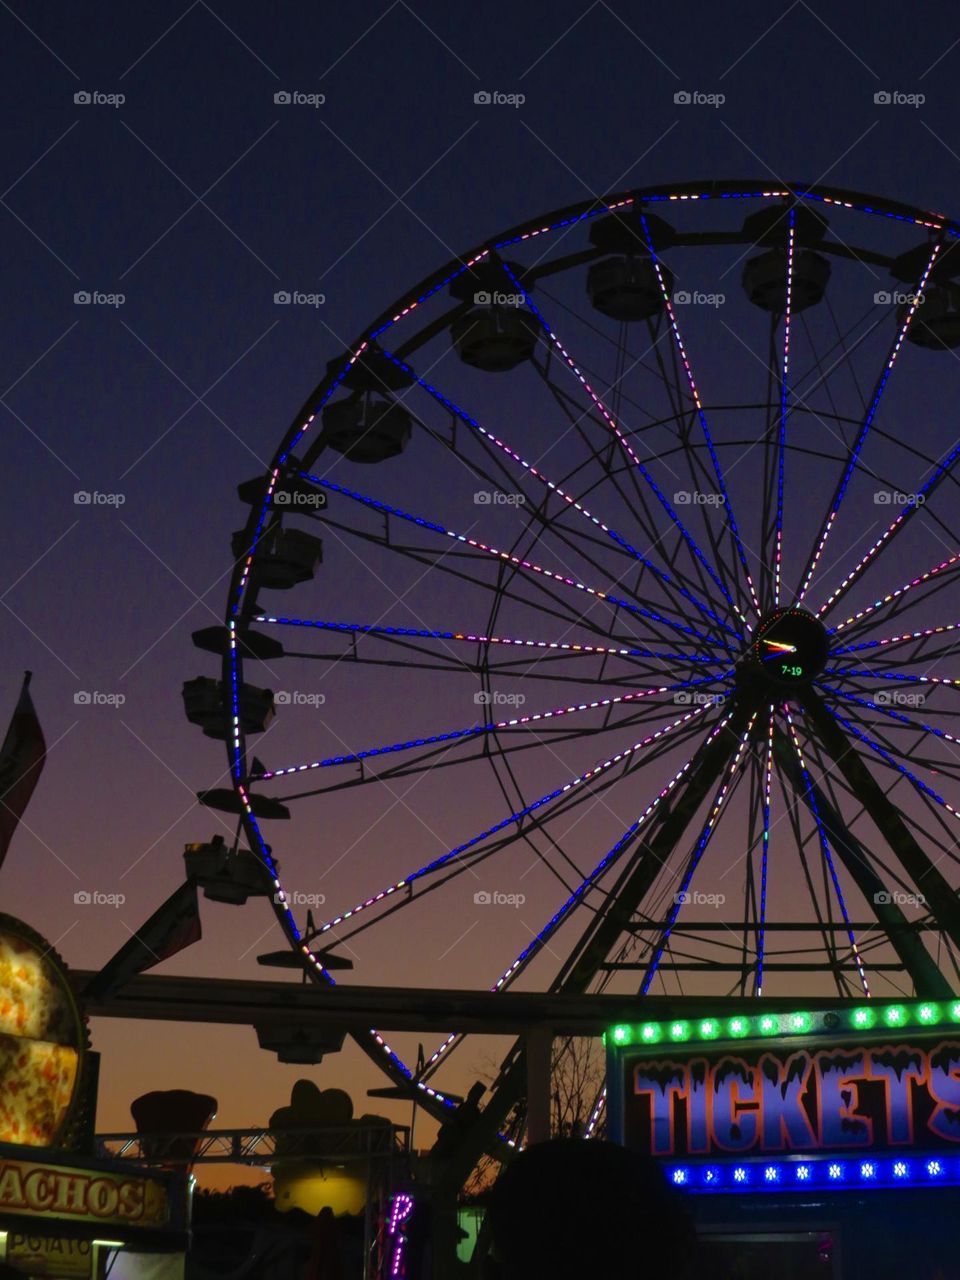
0, 1157, 169, 1229
624, 1039, 960, 1157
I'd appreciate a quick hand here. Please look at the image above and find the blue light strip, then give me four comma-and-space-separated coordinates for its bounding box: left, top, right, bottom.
814, 695, 959, 820
797, 242, 941, 604
783, 706, 870, 996
818, 681, 960, 753
495, 262, 743, 625
377, 346, 742, 644
816, 435, 960, 619
665, 1152, 958, 1194
252, 614, 728, 664
641, 713, 758, 993
757, 708, 774, 996
638, 214, 760, 616
775, 207, 795, 609
302, 473, 736, 650
255, 670, 731, 780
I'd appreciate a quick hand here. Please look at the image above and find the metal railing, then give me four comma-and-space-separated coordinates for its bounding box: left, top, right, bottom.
96, 1123, 411, 1166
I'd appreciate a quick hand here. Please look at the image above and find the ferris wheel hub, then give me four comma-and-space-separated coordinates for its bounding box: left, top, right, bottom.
749, 607, 829, 687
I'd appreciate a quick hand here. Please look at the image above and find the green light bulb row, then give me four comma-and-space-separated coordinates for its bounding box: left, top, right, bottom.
606, 999, 960, 1049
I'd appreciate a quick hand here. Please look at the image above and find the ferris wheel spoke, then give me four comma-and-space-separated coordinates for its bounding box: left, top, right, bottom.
304, 473, 734, 651
773, 209, 797, 608
533, 366, 743, 646
254, 670, 731, 782
252, 614, 729, 668
830, 552, 960, 638
307, 705, 711, 946
831, 619, 960, 657
267, 693, 721, 805
635, 215, 760, 616
824, 667, 960, 692
494, 261, 744, 625
377, 346, 742, 644
816, 681, 960, 768
756, 706, 776, 995
639, 710, 759, 993
420, 742, 711, 1076
797, 241, 943, 603
814, 441, 960, 621
783, 707, 871, 996
801, 694, 960, 944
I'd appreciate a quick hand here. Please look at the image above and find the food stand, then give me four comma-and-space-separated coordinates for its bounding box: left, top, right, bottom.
0, 914, 190, 1279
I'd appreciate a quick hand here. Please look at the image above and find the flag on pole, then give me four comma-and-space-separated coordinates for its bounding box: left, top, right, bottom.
83, 880, 202, 1001
0, 671, 46, 872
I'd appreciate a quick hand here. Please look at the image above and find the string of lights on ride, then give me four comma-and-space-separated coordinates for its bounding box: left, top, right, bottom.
775, 209, 796, 609
419, 716, 729, 1074
829, 553, 960, 635
782, 705, 870, 995
757, 708, 776, 996
816, 698, 960, 821
819, 681, 960, 752
640, 713, 759, 992
252, 615, 729, 666
253, 670, 731, 781
376, 347, 742, 644
798, 241, 941, 604
312, 706, 711, 952
302, 473, 732, 650
639, 212, 761, 616
497, 261, 744, 627
831, 620, 960, 655
816, 433, 960, 619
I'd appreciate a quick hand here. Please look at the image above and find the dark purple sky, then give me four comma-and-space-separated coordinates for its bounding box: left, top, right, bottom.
3, 1, 960, 1184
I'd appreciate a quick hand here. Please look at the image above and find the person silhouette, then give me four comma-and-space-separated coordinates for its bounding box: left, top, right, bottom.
482, 1138, 697, 1279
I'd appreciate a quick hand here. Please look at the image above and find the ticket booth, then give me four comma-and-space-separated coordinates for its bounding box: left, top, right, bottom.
606, 1001, 960, 1280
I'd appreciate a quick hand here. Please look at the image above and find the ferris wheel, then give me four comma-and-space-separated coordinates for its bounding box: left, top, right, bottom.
186, 179, 960, 1149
